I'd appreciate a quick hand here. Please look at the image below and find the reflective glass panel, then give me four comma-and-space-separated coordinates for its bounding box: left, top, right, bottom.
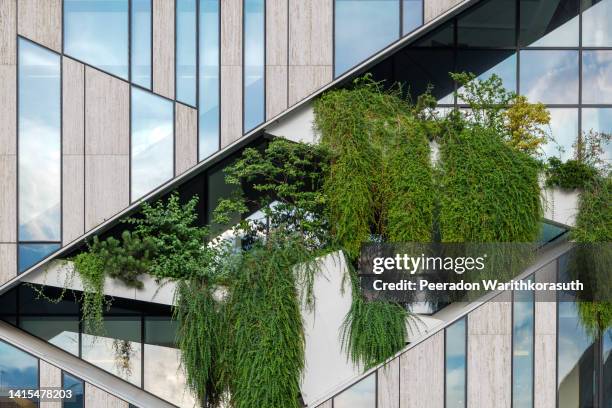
131, 87, 174, 201
456, 50, 517, 98
542, 108, 578, 160
446, 318, 466, 408
19, 284, 79, 315
131, 0, 152, 88
82, 316, 142, 386
244, 0, 265, 132
512, 275, 534, 408
582, 108, 612, 164
0, 340, 38, 407
18, 243, 61, 273
457, 0, 516, 47
519, 50, 578, 104
582, 0, 612, 46
333, 373, 376, 408
558, 301, 596, 408
144, 317, 196, 408
335, 0, 400, 77
18, 39, 61, 242
582, 51, 612, 104
519, 0, 579, 46
199, 0, 220, 160
414, 21, 454, 47
604, 328, 612, 407
20, 316, 79, 356
63, 372, 84, 408
64, 0, 129, 78
403, 0, 423, 35
176, 0, 197, 106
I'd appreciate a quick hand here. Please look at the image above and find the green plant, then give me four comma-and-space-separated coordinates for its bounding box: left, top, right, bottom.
341, 289, 410, 369
72, 251, 106, 335
545, 157, 598, 190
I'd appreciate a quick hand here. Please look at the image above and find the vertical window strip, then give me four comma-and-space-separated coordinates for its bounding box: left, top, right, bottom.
512, 275, 535, 408
243, 0, 265, 133
198, 0, 220, 160
445, 317, 467, 408
17, 38, 62, 273
131, 0, 153, 89
176, 0, 198, 106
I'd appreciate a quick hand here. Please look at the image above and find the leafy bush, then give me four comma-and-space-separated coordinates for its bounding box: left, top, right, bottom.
545, 157, 598, 190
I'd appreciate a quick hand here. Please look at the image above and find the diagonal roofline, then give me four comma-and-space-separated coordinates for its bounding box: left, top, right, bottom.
0, 0, 479, 295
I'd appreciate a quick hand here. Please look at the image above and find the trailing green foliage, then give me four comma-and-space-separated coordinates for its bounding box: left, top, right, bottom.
545, 157, 598, 190
72, 251, 106, 334
341, 291, 410, 370
224, 235, 311, 408
438, 125, 542, 242
573, 176, 612, 242
314, 76, 436, 258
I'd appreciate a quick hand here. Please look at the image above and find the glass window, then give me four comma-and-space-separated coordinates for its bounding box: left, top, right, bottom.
604, 328, 612, 407
333, 373, 376, 408
64, 0, 129, 78
457, 0, 516, 47
63, 372, 84, 408
207, 160, 241, 232
131, 0, 152, 88
403, 0, 423, 35
519, 0, 579, 46
512, 275, 534, 408
18, 285, 80, 315
18, 39, 61, 243
131, 87, 174, 201
334, 0, 400, 77
199, 0, 221, 160
583, 0, 612, 46
144, 317, 196, 408
582, 51, 612, 105
20, 317, 79, 356
414, 21, 454, 47
519, 50, 578, 104
244, 0, 265, 132
82, 316, 142, 386
542, 108, 578, 160
446, 318, 466, 408
582, 108, 612, 164
18, 243, 61, 272
176, 0, 198, 106
382, 48, 455, 104
558, 301, 596, 408
456, 50, 517, 97
0, 340, 38, 407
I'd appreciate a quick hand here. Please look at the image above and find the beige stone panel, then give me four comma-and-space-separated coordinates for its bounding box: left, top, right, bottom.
266, 65, 288, 119
175, 102, 197, 175
424, 0, 463, 22
0, 155, 16, 242
400, 331, 444, 408
221, 0, 242, 67
288, 0, 311, 66
0, 65, 16, 154
220, 65, 242, 147
85, 383, 128, 408
378, 357, 400, 408
534, 334, 556, 408
0, 0, 16, 65
467, 334, 512, 408
63, 155, 84, 244
309, 0, 333, 66
467, 293, 512, 335
39, 361, 61, 408
17, 0, 62, 52
0, 243, 16, 286
288, 65, 332, 106
266, 0, 288, 66
63, 58, 85, 155
153, 0, 175, 99
85, 155, 129, 231
85, 67, 129, 155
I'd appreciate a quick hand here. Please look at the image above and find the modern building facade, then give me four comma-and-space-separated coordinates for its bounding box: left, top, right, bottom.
0, 0, 610, 407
